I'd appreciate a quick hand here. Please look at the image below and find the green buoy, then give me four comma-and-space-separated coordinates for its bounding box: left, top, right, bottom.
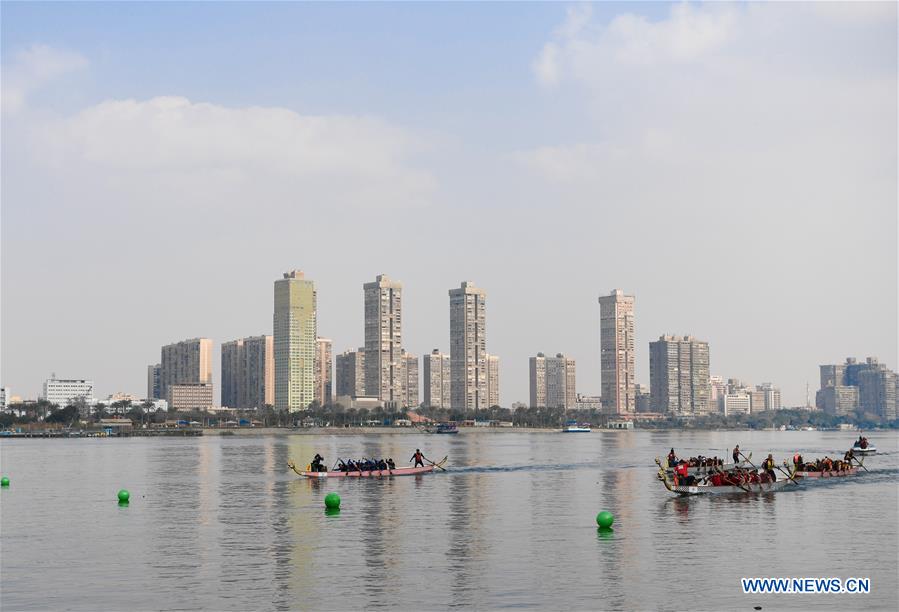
596, 510, 614, 529
325, 507, 341, 517
324, 492, 341, 509
117, 489, 130, 503
1, 476, 9, 487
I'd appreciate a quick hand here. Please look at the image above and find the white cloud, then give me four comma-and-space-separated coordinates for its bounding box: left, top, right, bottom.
1, 44, 88, 113
22, 95, 434, 210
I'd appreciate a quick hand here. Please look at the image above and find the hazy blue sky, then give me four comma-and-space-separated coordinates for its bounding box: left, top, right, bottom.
2, 2, 896, 406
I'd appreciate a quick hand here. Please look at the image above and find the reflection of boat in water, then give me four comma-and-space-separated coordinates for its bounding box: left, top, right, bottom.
562, 421, 591, 433
287, 457, 447, 478
427, 422, 458, 434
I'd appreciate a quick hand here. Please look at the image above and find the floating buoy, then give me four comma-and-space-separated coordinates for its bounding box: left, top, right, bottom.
325, 507, 341, 517
117, 489, 130, 503
324, 492, 340, 509
1, 476, 9, 487
596, 511, 614, 529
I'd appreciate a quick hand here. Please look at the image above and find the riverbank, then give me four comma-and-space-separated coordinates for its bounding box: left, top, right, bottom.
204, 426, 565, 435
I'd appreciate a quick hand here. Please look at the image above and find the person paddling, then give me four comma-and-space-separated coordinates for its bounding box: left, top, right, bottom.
763, 453, 777, 482
732, 445, 741, 464
411, 449, 426, 467
667, 448, 678, 467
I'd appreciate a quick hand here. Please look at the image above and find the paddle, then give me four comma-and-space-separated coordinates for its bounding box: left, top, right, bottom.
848, 454, 869, 472
776, 460, 800, 485
425, 455, 447, 472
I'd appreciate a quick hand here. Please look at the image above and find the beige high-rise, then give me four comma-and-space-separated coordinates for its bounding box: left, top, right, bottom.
649, 335, 710, 415
486, 354, 500, 408
364, 275, 403, 405
598, 290, 635, 415
314, 338, 333, 407
530, 353, 575, 409
402, 351, 419, 408
423, 349, 451, 408
160, 338, 213, 404
222, 335, 273, 409
449, 281, 487, 411
274, 270, 316, 412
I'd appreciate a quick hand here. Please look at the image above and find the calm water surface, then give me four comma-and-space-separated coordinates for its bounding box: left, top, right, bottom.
1, 431, 897, 611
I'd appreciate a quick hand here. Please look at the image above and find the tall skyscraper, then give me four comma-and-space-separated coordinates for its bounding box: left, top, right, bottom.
649, 335, 710, 415
423, 349, 451, 408
486, 354, 500, 408
221, 335, 273, 408
402, 352, 419, 408
530, 353, 575, 409
314, 337, 333, 407
449, 281, 487, 411
160, 338, 213, 403
335, 349, 366, 399
598, 290, 635, 415
147, 363, 161, 400
221, 339, 244, 408
529, 353, 547, 408
274, 270, 316, 412
364, 275, 403, 405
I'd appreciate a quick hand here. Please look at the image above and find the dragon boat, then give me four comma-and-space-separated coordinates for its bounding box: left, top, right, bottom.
657, 463, 798, 496
287, 456, 447, 478
655, 454, 752, 477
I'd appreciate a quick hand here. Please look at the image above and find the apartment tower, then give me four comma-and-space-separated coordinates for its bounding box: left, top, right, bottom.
160, 338, 213, 403
449, 281, 487, 411
649, 335, 710, 415
314, 338, 333, 407
274, 270, 316, 412
364, 275, 403, 406
423, 349, 451, 408
598, 290, 635, 414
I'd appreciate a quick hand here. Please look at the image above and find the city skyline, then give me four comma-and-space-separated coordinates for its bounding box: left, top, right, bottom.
2, 3, 895, 405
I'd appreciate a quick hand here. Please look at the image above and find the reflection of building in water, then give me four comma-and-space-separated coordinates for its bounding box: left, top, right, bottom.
445, 436, 488, 606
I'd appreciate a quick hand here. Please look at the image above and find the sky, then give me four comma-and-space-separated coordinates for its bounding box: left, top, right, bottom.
2, 1, 896, 407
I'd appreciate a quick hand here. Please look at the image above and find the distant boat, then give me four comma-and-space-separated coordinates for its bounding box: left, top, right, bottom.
426, 422, 459, 434
562, 421, 591, 433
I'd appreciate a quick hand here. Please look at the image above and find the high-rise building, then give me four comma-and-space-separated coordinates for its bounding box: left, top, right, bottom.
423, 349, 451, 408
160, 338, 212, 402
402, 352, 419, 408
314, 338, 333, 407
816, 357, 896, 417
649, 335, 710, 415
221, 335, 273, 409
816, 386, 859, 415
449, 281, 487, 411
364, 275, 403, 405
221, 339, 244, 408
709, 376, 727, 413
41, 376, 95, 407
274, 270, 317, 412
530, 352, 575, 409
244, 335, 274, 408
335, 349, 365, 399
486, 354, 500, 408
529, 353, 547, 408
858, 368, 898, 420
757, 383, 782, 411
598, 290, 635, 415
147, 364, 162, 400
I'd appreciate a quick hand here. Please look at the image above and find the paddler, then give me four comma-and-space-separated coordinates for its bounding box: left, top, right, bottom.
386, 458, 396, 470
844, 449, 855, 464
732, 444, 741, 464
763, 454, 777, 482
310, 453, 325, 472
667, 448, 678, 467
411, 449, 425, 468
793, 453, 803, 469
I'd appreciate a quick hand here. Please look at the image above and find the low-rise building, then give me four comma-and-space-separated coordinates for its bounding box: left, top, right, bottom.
167, 383, 214, 411
41, 376, 95, 408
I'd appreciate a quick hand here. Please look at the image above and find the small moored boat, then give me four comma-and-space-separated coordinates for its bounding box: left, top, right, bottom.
427, 422, 459, 434
562, 421, 591, 433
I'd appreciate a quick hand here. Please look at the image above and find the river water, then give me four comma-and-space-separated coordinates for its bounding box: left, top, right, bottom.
1, 430, 896, 611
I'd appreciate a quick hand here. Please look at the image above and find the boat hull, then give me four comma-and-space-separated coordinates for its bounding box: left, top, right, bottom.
298, 465, 435, 478
851, 446, 876, 455
663, 461, 751, 476
666, 479, 793, 496
562, 428, 591, 433
796, 468, 858, 478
